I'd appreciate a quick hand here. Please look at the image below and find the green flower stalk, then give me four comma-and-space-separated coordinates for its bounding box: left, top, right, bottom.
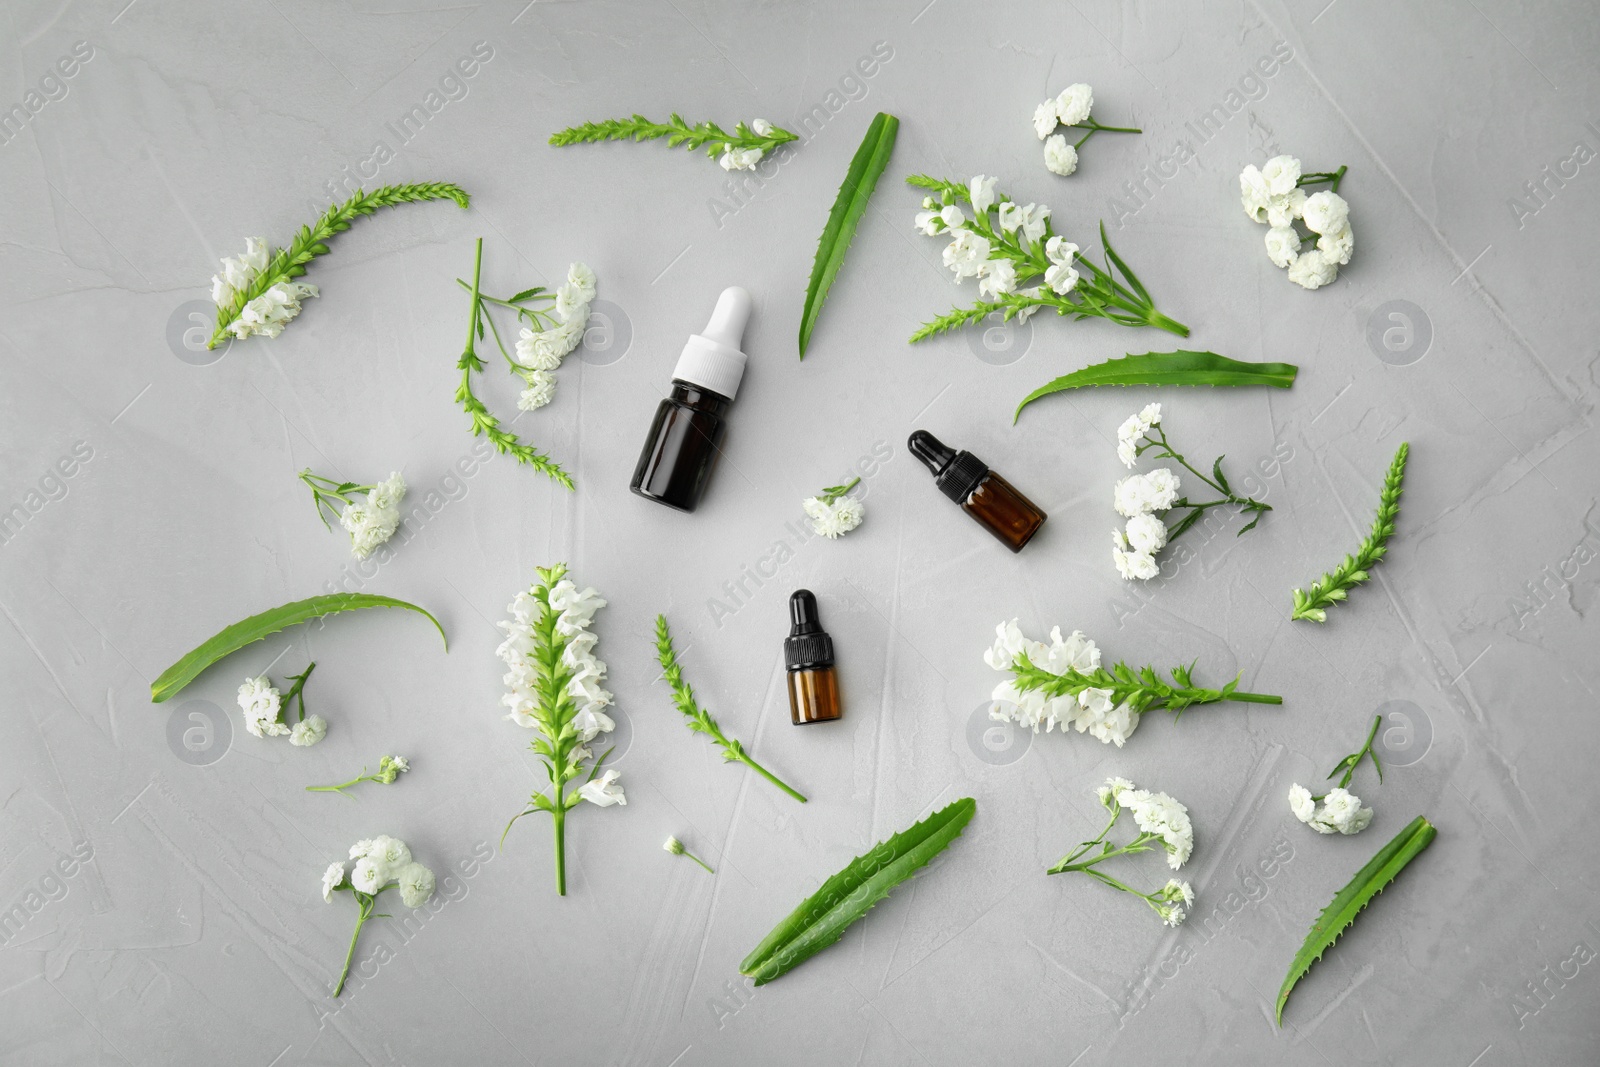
307, 755, 409, 797
208, 182, 469, 348
663, 835, 715, 874
550, 113, 798, 171
1291, 442, 1408, 622
907, 174, 1189, 342
498, 564, 623, 896
654, 615, 807, 803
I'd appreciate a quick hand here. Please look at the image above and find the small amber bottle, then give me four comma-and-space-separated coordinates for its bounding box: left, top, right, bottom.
908, 430, 1047, 552
785, 590, 841, 725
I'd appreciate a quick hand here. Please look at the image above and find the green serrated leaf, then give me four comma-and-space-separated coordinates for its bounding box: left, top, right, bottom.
740, 797, 976, 985
798, 112, 899, 358
1277, 815, 1437, 1025
1013, 351, 1299, 422
150, 593, 446, 703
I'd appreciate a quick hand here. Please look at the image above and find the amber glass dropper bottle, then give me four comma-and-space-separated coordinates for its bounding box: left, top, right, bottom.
785, 590, 841, 725
908, 429, 1047, 552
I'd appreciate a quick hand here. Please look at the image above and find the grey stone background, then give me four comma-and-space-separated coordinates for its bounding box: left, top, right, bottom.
1, 0, 1596, 1063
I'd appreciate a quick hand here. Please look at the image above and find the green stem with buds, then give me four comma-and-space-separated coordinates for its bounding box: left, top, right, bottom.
1291, 442, 1408, 622
549, 113, 799, 161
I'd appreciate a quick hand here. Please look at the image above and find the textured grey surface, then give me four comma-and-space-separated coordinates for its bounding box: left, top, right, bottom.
2, 0, 1598, 1063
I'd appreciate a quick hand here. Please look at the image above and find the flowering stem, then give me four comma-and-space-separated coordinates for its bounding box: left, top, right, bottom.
1325, 713, 1384, 792
1297, 165, 1347, 194
333, 891, 377, 996
283, 662, 315, 722
739, 753, 809, 804
1011, 655, 1282, 716
1050, 830, 1162, 875
552, 806, 567, 896
684, 850, 715, 874
306, 777, 363, 796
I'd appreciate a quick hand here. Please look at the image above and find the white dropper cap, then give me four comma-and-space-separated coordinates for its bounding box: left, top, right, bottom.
671, 286, 752, 401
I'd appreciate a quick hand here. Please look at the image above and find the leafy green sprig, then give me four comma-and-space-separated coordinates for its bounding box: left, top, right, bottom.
1309, 714, 1383, 804
307, 754, 409, 797
1291, 442, 1408, 622
814, 476, 860, 507
299, 471, 376, 530
654, 615, 807, 803
906, 175, 1188, 341
1010, 654, 1282, 718
550, 113, 798, 161
455, 239, 574, 489
209, 182, 469, 348
1133, 422, 1272, 540
283, 662, 315, 723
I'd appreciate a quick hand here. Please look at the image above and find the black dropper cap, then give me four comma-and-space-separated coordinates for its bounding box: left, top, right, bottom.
784, 589, 834, 670
908, 430, 989, 504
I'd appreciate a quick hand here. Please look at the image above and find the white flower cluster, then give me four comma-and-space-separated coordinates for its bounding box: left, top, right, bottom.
912, 176, 1072, 312
984, 620, 1142, 746
340, 472, 406, 560
1240, 155, 1353, 290
514, 263, 596, 412
1032, 83, 1093, 176
1288, 784, 1373, 835
802, 494, 864, 539
496, 579, 625, 808
1100, 776, 1196, 872
210, 237, 319, 340
719, 119, 774, 171
1110, 404, 1176, 582
323, 835, 436, 908
237, 675, 328, 745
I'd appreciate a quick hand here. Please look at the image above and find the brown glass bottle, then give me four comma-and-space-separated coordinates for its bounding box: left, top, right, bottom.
785, 590, 841, 724
908, 430, 1046, 552
630, 383, 729, 511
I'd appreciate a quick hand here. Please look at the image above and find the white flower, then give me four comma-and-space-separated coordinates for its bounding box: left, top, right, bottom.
939, 204, 965, 230
1055, 83, 1093, 126
1013, 287, 1045, 322
237, 676, 289, 738
396, 861, 436, 908
1123, 788, 1194, 868
1311, 788, 1373, 835
1240, 166, 1273, 223
578, 768, 626, 807
1317, 222, 1354, 266
983, 619, 1035, 672
553, 282, 586, 322
518, 369, 557, 411
350, 857, 386, 893
1044, 259, 1080, 296
1116, 404, 1160, 467
367, 472, 406, 512
914, 210, 942, 236
1260, 154, 1301, 197
997, 202, 1025, 233
374, 835, 412, 871
567, 262, 597, 303
1045, 236, 1078, 265
719, 145, 764, 171
212, 237, 271, 304
1161, 905, 1187, 927
969, 175, 999, 214
803, 494, 865, 539
228, 280, 318, 340
751, 118, 774, 137
942, 230, 992, 281
1288, 784, 1317, 823
572, 705, 616, 741
1112, 529, 1160, 581
1166, 878, 1195, 906
1143, 468, 1180, 510
1287, 249, 1339, 290
549, 580, 606, 634
321, 862, 344, 902
1265, 187, 1306, 228
1097, 776, 1135, 805
290, 714, 328, 747
663, 835, 684, 854
1301, 190, 1349, 235
1125, 513, 1168, 554
1043, 134, 1078, 177
1264, 225, 1300, 269
1032, 99, 1059, 140
1113, 468, 1179, 517
340, 494, 402, 560
1015, 203, 1050, 243
977, 258, 1018, 300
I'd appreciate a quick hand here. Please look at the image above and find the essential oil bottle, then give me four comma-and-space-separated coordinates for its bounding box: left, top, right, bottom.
908, 429, 1047, 552
630, 286, 752, 512
785, 590, 841, 725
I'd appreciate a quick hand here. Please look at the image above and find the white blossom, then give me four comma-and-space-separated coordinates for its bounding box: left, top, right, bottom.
1054, 83, 1094, 126
969, 174, 999, 214
237, 676, 289, 738
321, 862, 345, 902
914, 210, 942, 236
1240, 165, 1274, 223
1113, 468, 1180, 517
939, 204, 965, 230
1288, 783, 1317, 823
803, 494, 865, 539
228, 279, 319, 340
1112, 528, 1161, 582
350, 856, 386, 893
567, 262, 597, 303
553, 282, 585, 321
1125, 513, 1169, 554
1032, 99, 1059, 140
1264, 225, 1301, 269
396, 861, 436, 908
1122, 787, 1194, 868
290, 714, 328, 747
719, 145, 764, 171
1013, 287, 1045, 321
1287, 249, 1339, 290
1301, 190, 1350, 235
1317, 222, 1354, 265
751, 118, 774, 137
1116, 403, 1160, 467
977, 258, 1019, 300
1265, 187, 1306, 228
367, 472, 406, 512
1043, 134, 1079, 176
518, 369, 557, 411
578, 768, 626, 807
1260, 154, 1301, 197
943, 229, 992, 280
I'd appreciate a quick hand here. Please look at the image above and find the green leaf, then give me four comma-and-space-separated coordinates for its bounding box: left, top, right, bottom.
799, 112, 899, 358
740, 797, 976, 985
150, 593, 446, 703
1013, 351, 1299, 422
1277, 815, 1437, 1025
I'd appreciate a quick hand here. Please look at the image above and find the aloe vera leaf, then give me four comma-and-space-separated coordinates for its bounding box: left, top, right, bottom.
151, 593, 446, 703
798, 112, 899, 358
1276, 815, 1437, 1025
740, 796, 976, 984
1014, 351, 1299, 422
